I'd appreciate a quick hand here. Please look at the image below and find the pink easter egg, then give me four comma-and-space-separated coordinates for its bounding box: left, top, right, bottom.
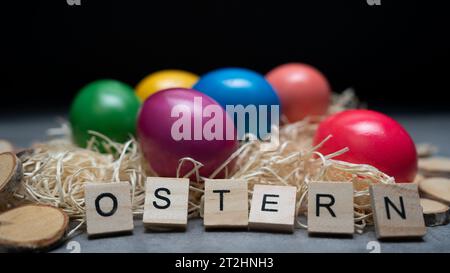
137, 88, 239, 178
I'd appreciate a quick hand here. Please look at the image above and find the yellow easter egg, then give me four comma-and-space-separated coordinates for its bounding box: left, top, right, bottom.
135, 69, 199, 101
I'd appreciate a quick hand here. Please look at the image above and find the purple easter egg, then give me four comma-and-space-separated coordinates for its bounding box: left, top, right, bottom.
137, 88, 239, 178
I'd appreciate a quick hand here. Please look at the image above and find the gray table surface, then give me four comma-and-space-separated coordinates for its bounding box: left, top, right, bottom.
1, 112, 450, 253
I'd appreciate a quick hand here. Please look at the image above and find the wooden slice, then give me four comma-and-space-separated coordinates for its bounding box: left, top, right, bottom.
0, 140, 14, 153
16, 149, 34, 163
413, 174, 424, 185
420, 198, 449, 226
419, 177, 450, 205
419, 157, 450, 178
416, 143, 437, 158
0, 205, 68, 249
0, 152, 23, 196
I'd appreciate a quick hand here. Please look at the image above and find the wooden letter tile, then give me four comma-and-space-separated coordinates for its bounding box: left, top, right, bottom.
307, 182, 354, 235
370, 183, 426, 239
203, 179, 248, 229
143, 177, 189, 230
249, 185, 297, 233
84, 182, 134, 236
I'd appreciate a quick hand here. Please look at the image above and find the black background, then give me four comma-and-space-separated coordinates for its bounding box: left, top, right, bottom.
2, 253, 447, 272
1, 0, 449, 113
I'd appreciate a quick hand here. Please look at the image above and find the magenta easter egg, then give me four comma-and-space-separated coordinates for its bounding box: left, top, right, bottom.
137, 88, 239, 178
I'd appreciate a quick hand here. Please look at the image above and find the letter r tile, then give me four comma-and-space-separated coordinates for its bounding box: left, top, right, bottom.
307, 182, 354, 235
370, 183, 426, 239
84, 182, 134, 236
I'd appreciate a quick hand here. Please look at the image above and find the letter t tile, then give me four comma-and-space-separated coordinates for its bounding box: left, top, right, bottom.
203, 179, 249, 230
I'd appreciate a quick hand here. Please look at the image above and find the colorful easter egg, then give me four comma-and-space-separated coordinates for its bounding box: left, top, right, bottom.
137, 88, 238, 178
194, 68, 280, 139
135, 69, 199, 101
266, 63, 331, 122
70, 79, 141, 148
313, 109, 418, 182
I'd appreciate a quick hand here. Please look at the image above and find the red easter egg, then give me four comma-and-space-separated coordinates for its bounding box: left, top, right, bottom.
266, 63, 331, 122
313, 109, 418, 182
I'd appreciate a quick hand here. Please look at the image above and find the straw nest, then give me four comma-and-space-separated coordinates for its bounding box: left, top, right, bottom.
5, 89, 394, 234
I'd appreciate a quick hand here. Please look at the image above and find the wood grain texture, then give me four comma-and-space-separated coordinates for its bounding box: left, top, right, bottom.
249, 185, 297, 233
0, 204, 68, 249
85, 182, 134, 236
143, 177, 189, 230
0, 152, 23, 195
370, 184, 426, 239
307, 182, 354, 235
420, 198, 449, 227
203, 179, 248, 230
0, 140, 14, 154
419, 177, 450, 205
419, 157, 450, 178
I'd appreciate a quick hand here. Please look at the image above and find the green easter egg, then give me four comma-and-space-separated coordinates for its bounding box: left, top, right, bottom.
69, 79, 141, 149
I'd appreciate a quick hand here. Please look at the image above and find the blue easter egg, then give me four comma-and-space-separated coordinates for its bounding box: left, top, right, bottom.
193, 68, 281, 139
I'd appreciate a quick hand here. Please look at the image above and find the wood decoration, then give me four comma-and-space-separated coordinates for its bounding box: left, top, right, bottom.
143, 177, 190, 230
413, 174, 424, 185
16, 149, 34, 163
248, 184, 297, 233
420, 198, 449, 227
419, 157, 450, 178
203, 179, 249, 230
419, 177, 450, 205
307, 182, 354, 235
0, 152, 23, 196
0, 140, 14, 153
416, 143, 437, 158
370, 184, 426, 239
84, 182, 134, 236
0, 205, 68, 249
